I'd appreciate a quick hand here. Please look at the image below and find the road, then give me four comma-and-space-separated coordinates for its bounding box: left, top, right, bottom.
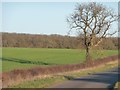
50, 67, 119, 89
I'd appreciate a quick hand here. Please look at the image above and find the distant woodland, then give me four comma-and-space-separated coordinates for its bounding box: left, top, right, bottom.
1, 32, 119, 50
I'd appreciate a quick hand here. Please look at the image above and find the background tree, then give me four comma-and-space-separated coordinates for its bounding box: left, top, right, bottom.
67, 2, 118, 62
2, 32, 118, 50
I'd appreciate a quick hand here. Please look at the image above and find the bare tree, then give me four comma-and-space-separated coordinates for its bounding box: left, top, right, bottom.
67, 2, 118, 62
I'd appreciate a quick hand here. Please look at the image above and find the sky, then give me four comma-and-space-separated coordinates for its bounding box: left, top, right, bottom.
2, 2, 118, 36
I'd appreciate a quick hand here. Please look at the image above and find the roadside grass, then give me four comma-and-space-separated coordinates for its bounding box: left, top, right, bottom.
114, 82, 120, 90
114, 63, 120, 90
10, 60, 118, 88
2, 48, 118, 72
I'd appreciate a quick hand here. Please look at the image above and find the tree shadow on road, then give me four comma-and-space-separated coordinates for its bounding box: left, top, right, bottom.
64, 67, 120, 89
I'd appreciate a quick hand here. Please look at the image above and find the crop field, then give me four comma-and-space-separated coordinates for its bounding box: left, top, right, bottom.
2, 48, 118, 72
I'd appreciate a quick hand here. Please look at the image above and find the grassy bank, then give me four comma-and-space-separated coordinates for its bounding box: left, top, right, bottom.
10, 60, 118, 88
114, 82, 120, 90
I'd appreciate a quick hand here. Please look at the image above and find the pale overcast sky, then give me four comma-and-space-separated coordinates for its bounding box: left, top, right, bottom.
2, 2, 118, 36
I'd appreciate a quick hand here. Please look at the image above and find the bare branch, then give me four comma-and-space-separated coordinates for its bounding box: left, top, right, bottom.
67, 2, 118, 48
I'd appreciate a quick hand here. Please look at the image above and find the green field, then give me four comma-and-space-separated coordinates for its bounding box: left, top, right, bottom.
2, 48, 118, 72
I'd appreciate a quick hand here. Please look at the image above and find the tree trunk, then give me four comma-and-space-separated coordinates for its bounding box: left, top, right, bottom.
86, 46, 91, 62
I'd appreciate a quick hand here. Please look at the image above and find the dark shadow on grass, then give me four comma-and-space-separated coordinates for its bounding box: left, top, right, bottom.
1, 57, 56, 65
64, 76, 75, 80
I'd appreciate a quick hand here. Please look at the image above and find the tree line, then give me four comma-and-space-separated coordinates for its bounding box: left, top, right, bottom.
1, 32, 118, 50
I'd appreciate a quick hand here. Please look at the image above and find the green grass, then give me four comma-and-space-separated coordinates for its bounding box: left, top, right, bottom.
2, 47, 118, 72
10, 61, 118, 88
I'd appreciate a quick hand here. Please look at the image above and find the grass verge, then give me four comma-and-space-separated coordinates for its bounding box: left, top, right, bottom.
3, 55, 118, 88
114, 82, 120, 90
10, 60, 118, 88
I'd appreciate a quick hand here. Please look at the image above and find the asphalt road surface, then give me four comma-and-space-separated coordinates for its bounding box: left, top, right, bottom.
50, 67, 119, 89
